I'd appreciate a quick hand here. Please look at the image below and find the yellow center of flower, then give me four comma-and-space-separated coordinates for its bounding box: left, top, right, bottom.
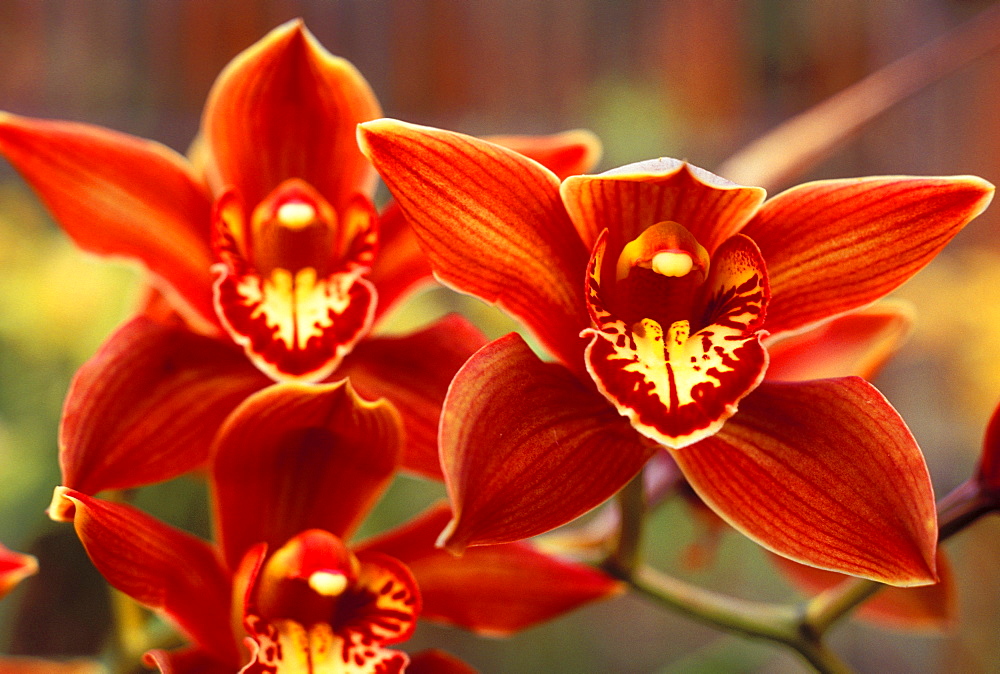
651, 251, 694, 277
276, 201, 318, 229
308, 570, 348, 596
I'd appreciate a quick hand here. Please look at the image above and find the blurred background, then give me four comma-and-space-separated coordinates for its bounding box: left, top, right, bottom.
1, 1, 1000, 672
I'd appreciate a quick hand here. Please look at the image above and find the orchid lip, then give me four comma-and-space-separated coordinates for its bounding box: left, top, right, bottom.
585, 226, 770, 448
211, 180, 379, 382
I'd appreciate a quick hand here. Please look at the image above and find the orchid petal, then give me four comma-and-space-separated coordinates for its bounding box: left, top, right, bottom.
359, 119, 591, 371
359, 504, 622, 636
489, 129, 602, 180
51, 489, 239, 666
340, 314, 488, 479
561, 159, 766, 254
367, 202, 434, 321
0, 113, 216, 325
58, 315, 270, 497
743, 176, 994, 335
770, 550, 955, 631
765, 301, 914, 382
437, 334, 655, 552
0, 543, 38, 601
212, 380, 403, 571
367, 130, 602, 322
672, 378, 938, 586
202, 20, 380, 210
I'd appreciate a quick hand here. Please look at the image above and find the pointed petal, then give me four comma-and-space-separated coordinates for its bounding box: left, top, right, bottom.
0, 113, 216, 324
367, 202, 434, 321
340, 314, 488, 479
367, 130, 602, 322
743, 176, 994, 335
672, 378, 938, 586
359, 119, 591, 371
765, 301, 914, 381
58, 315, 270, 496
0, 543, 38, 601
359, 503, 622, 636
202, 20, 381, 210
51, 489, 239, 666
212, 380, 403, 571
489, 129, 603, 180
437, 334, 655, 552
561, 159, 766, 254
770, 550, 955, 631
406, 650, 477, 674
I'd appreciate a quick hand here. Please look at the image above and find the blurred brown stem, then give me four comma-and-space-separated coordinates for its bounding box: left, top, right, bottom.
718, 3, 1000, 191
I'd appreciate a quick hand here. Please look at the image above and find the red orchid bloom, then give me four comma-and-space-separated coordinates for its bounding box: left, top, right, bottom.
50, 381, 620, 673
359, 119, 995, 586
0, 21, 602, 493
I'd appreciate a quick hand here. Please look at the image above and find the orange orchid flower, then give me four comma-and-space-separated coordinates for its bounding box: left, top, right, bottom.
0, 21, 600, 493
50, 381, 620, 673
358, 119, 995, 586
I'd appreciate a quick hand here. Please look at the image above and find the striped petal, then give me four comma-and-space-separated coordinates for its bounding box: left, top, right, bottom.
561, 159, 766, 254
0, 113, 215, 326
743, 176, 994, 335
340, 314, 488, 479
366, 202, 434, 322
201, 20, 381, 211
489, 129, 602, 180
764, 301, 913, 381
58, 315, 270, 497
672, 378, 938, 586
437, 334, 655, 552
359, 120, 591, 371
358, 503, 622, 636
51, 489, 239, 666
211, 380, 402, 571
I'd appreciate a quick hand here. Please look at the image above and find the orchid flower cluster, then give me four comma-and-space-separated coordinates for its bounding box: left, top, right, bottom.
1, 19, 999, 674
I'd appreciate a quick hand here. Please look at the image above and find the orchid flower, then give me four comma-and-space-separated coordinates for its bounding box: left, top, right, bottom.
50, 381, 620, 673
358, 119, 995, 586
0, 20, 601, 495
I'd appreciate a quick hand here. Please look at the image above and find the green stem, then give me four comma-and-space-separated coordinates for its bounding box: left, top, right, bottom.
604, 471, 646, 577
627, 564, 853, 674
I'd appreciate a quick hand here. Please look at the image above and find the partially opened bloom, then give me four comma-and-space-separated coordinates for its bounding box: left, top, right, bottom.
359, 120, 995, 586
0, 21, 603, 493
50, 381, 620, 673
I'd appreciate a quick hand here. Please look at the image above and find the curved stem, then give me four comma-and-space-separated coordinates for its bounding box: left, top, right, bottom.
604, 471, 646, 577
626, 564, 852, 673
